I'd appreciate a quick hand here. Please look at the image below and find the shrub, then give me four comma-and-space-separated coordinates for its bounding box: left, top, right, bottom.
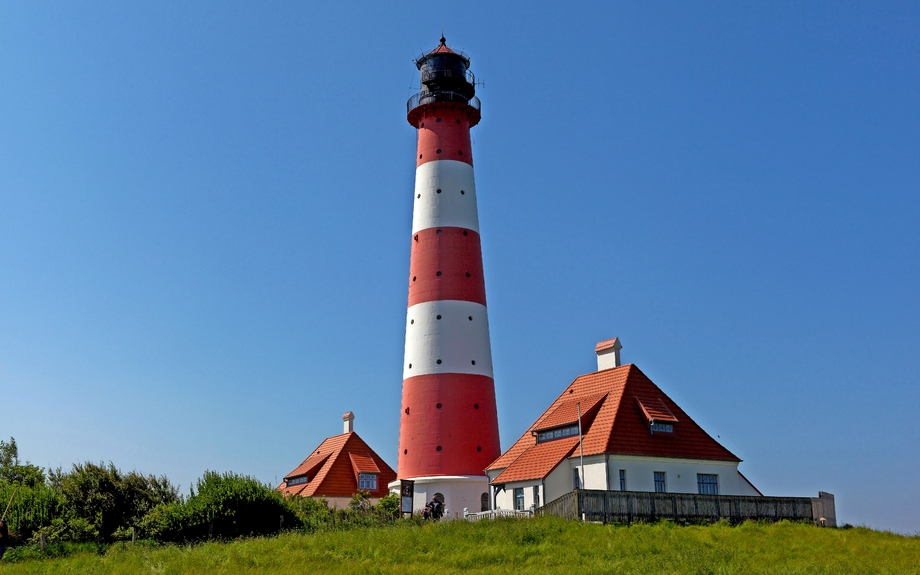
374, 493, 400, 519
0, 482, 61, 543
140, 471, 299, 542
49, 462, 179, 542
348, 490, 372, 514
285, 495, 333, 532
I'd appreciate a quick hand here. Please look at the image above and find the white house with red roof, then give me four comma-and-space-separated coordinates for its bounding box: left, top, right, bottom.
277, 412, 397, 508
486, 339, 761, 512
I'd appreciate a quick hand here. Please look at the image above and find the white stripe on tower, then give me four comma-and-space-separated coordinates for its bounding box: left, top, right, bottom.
411, 160, 480, 235
403, 300, 493, 380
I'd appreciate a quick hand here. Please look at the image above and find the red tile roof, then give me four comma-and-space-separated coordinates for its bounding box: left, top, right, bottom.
486, 364, 739, 483
534, 392, 607, 431
492, 437, 580, 484
277, 432, 396, 499
594, 337, 620, 353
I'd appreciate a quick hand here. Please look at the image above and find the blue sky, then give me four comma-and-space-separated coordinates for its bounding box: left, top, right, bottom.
1, 1, 918, 532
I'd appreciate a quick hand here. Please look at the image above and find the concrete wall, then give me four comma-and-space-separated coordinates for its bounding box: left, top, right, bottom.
391, 476, 490, 518
811, 491, 837, 527
320, 496, 385, 509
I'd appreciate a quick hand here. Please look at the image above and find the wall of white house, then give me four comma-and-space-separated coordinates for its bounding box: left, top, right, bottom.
491, 479, 541, 511
545, 461, 572, 505
604, 455, 759, 497
489, 454, 760, 509
580, 455, 608, 490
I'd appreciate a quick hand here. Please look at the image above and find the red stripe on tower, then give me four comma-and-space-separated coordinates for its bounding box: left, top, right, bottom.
395, 38, 500, 511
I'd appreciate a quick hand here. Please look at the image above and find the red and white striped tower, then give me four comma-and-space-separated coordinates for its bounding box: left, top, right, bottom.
395, 38, 500, 514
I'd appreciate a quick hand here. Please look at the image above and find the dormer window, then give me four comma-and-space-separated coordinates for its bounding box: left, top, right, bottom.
533, 393, 607, 444
358, 473, 378, 490
536, 424, 579, 443
636, 397, 678, 436
286, 475, 308, 487
650, 422, 673, 433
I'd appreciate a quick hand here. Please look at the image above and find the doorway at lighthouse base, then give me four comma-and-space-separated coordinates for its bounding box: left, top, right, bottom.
388, 475, 490, 518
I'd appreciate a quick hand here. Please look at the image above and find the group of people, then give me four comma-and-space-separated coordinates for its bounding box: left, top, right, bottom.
421, 497, 444, 521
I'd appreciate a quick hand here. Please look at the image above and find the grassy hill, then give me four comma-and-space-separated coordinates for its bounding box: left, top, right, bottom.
1, 516, 917, 574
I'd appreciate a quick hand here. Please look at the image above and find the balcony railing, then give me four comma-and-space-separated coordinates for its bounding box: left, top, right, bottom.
407, 92, 481, 115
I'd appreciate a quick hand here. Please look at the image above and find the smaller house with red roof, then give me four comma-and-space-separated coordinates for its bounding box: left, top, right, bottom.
486, 339, 761, 511
277, 412, 396, 508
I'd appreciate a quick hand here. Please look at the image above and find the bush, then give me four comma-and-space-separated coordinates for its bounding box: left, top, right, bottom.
140, 471, 299, 542
49, 462, 179, 542
374, 493, 400, 519
285, 495, 333, 532
0, 482, 61, 543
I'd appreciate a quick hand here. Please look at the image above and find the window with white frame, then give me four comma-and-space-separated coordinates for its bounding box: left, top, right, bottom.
619, 469, 627, 491
514, 488, 525, 511
358, 473, 377, 490
697, 473, 718, 495
573, 468, 581, 489
533, 485, 540, 508
654, 471, 667, 493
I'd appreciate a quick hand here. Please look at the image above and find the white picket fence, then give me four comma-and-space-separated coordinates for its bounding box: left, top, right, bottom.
462, 507, 534, 522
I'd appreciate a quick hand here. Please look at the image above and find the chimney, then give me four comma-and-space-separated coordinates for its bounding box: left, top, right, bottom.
595, 338, 622, 371
342, 411, 355, 434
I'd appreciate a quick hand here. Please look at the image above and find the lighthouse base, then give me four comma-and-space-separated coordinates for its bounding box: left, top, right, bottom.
388, 475, 490, 519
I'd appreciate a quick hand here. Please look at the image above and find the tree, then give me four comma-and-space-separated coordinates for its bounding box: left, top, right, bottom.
0, 437, 45, 488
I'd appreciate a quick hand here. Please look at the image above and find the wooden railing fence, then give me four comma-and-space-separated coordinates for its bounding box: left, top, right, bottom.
537, 490, 829, 525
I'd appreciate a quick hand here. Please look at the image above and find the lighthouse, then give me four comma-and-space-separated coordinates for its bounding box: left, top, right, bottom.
393, 37, 501, 515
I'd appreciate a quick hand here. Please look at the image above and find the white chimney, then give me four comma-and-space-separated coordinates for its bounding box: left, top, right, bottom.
342, 411, 355, 434
595, 338, 622, 371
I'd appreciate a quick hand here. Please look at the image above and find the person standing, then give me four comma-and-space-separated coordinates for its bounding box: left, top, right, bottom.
0, 519, 10, 560
430, 497, 444, 521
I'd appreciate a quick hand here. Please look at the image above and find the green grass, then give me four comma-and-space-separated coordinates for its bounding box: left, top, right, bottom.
1, 517, 917, 574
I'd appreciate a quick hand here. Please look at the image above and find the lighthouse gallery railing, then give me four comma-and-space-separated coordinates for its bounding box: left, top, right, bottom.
407, 92, 481, 115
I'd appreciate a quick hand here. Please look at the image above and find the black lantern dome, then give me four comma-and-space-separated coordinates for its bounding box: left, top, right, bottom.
407, 37, 480, 126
